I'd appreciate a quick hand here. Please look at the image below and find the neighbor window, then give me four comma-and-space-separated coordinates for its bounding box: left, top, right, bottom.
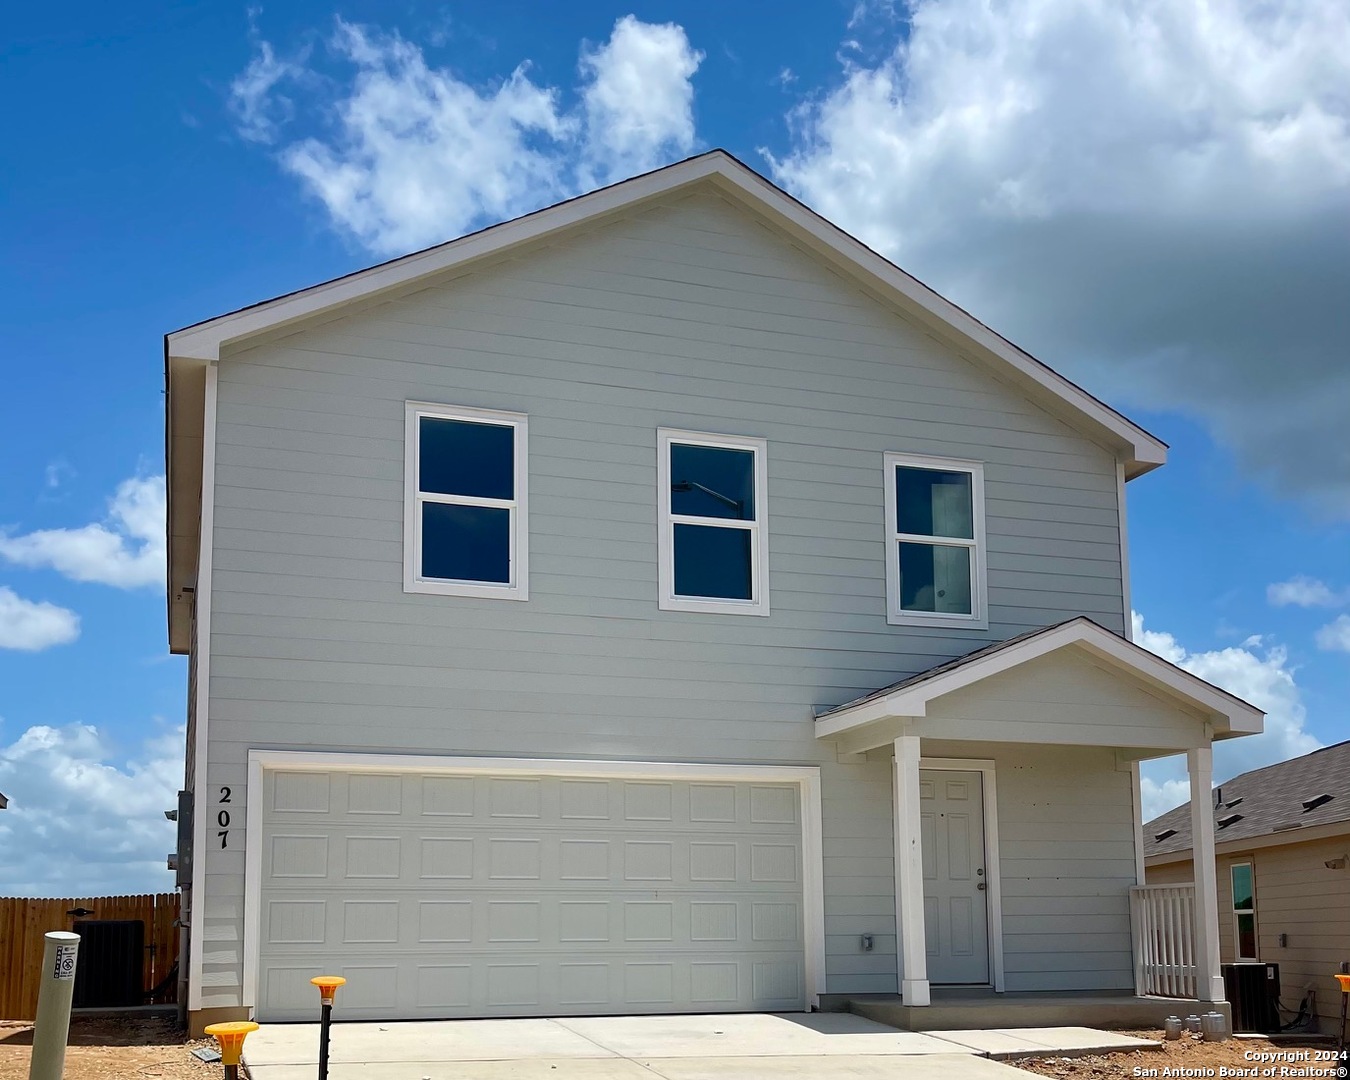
1230, 862, 1258, 961
883, 453, 986, 628
404, 402, 528, 599
657, 429, 769, 615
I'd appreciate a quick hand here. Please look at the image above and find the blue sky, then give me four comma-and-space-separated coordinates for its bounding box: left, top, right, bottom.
1, 1, 1347, 895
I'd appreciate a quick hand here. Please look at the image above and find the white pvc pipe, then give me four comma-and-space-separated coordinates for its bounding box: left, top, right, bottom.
28, 931, 80, 1080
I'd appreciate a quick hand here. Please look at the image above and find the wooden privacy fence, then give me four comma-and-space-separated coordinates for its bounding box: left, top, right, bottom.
0, 893, 179, 1020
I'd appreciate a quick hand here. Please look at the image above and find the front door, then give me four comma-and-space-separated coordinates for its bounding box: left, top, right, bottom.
920, 769, 990, 984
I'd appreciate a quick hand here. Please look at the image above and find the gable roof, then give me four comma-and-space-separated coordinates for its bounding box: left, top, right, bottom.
815, 616, 1265, 742
168, 149, 1165, 471
1145, 740, 1350, 860
164, 149, 1168, 651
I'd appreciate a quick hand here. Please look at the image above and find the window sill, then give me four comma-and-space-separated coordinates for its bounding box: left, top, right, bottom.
659, 595, 769, 617
886, 611, 988, 631
405, 579, 528, 601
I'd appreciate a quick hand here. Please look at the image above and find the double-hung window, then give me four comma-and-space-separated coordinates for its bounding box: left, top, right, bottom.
1230, 862, 1258, 961
883, 452, 987, 628
657, 429, 769, 615
404, 402, 528, 599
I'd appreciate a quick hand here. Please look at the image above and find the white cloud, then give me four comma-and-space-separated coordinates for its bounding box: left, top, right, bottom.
1132, 612, 1322, 820
0, 721, 181, 896
1314, 613, 1350, 652
578, 16, 703, 186
1267, 575, 1349, 608
770, 0, 1350, 518
242, 16, 702, 256
0, 475, 165, 589
0, 587, 80, 651
229, 40, 304, 144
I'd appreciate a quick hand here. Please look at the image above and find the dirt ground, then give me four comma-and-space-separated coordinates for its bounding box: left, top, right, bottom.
0, 1016, 217, 1080
1018, 1029, 1346, 1080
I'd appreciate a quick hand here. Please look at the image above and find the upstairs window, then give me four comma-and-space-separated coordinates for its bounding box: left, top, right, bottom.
657, 429, 769, 616
883, 453, 987, 629
404, 402, 528, 599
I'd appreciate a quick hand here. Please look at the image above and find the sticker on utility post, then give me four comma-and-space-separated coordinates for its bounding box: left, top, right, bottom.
53, 943, 78, 980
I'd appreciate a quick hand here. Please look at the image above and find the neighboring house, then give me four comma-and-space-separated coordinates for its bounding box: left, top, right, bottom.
0, 791, 7, 809
1145, 741, 1350, 1031
163, 150, 1264, 1034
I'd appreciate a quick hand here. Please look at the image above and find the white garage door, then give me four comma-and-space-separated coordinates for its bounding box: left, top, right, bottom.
255, 768, 806, 1020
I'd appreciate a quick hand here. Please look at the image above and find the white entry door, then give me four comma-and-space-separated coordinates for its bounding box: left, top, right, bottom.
920, 769, 990, 984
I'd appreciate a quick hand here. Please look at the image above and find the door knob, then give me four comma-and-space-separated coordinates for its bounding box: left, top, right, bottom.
977, 882, 987, 891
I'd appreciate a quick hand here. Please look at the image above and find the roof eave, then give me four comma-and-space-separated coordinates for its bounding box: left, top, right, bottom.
817, 616, 1265, 740
166, 150, 1166, 476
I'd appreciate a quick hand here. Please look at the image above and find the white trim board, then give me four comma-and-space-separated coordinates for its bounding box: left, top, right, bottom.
883, 452, 988, 631
242, 750, 827, 1014
920, 757, 1006, 993
186, 361, 218, 1014
402, 401, 530, 600
816, 617, 1265, 744
656, 427, 770, 617
164, 152, 1165, 473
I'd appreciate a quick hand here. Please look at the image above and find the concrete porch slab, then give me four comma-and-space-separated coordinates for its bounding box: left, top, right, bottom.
922, 1026, 1160, 1060
848, 992, 1229, 1032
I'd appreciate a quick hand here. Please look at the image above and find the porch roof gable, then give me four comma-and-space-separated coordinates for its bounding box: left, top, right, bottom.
815, 617, 1265, 747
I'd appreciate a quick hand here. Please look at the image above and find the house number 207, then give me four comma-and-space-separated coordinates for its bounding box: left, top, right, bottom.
218, 786, 231, 848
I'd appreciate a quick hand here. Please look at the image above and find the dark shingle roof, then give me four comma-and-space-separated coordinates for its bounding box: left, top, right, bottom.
1144, 740, 1350, 858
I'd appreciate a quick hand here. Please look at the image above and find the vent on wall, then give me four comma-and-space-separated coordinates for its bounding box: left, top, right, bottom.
1302, 793, 1334, 813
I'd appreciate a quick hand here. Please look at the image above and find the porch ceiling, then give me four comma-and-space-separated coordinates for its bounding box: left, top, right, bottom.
815, 617, 1264, 756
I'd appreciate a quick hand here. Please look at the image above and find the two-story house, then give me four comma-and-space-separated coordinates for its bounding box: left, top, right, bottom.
165, 151, 1263, 1034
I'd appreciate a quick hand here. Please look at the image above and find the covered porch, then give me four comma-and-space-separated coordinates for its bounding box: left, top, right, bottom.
816, 618, 1264, 1017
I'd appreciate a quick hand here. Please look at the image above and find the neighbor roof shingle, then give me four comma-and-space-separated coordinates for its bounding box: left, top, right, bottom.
1143, 740, 1350, 858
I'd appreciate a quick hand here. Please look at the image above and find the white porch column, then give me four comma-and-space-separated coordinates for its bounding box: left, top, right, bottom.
1188, 746, 1226, 1002
893, 735, 930, 1006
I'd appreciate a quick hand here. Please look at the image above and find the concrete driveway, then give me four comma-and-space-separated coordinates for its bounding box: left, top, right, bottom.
242, 1011, 1038, 1079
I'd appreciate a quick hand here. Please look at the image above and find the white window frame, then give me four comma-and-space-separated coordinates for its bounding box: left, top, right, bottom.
657, 428, 769, 616
883, 451, 988, 630
404, 401, 528, 600
1230, 860, 1259, 961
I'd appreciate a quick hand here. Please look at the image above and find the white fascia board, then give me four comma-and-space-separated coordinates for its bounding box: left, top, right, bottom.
701, 167, 1167, 476
1071, 631, 1265, 735
166, 155, 729, 362
165, 151, 1164, 476
816, 617, 1264, 741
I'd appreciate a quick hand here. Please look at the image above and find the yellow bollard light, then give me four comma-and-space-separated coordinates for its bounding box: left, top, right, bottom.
204, 1021, 259, 1080
311, 975, 346, 1005
311, 976, 347, 1080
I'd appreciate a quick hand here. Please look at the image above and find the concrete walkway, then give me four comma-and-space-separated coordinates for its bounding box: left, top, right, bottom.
242, 1012, 1157, 1078
921, 1026, 1158, 1060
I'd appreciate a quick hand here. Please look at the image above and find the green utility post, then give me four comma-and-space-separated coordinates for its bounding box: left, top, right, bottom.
28, 931, 79, 1080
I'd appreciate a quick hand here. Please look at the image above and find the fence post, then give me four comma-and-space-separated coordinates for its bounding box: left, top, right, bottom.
28, 931, 80, 1080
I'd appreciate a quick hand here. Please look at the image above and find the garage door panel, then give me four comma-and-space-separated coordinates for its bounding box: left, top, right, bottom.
258, 770, 805, 1020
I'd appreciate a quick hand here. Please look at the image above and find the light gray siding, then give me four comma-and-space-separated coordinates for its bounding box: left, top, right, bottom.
198, 190, 1128, 1006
